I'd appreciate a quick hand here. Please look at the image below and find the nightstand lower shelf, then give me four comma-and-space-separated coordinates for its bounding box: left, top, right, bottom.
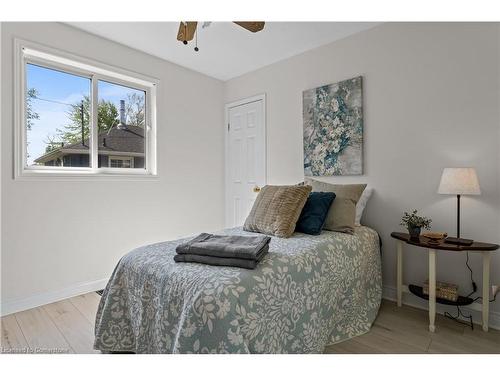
408, 284, 473, 306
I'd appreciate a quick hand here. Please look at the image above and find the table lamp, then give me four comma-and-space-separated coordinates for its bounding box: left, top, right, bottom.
438, 167, 481, 245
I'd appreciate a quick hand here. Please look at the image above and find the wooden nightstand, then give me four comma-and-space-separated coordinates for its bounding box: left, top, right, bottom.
390, 232, 499, 332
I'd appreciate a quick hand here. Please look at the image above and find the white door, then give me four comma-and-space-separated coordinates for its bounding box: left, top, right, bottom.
226, 97, 266, 227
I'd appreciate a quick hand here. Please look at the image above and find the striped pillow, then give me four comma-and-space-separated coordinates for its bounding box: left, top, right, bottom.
243, 185, 312, 238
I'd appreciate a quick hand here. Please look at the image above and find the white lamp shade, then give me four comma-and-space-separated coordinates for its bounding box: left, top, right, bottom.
438, 168, 481, 195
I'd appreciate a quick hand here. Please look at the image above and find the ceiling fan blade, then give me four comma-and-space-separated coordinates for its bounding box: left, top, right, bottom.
177, 22, 198, 42
233, 22, 265, 33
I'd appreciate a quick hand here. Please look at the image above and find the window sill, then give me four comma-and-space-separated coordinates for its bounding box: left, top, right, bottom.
15, 169, 159, 181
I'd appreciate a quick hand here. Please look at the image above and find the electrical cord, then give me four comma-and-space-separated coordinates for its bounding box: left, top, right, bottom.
464, 251, 497, 303
444, 306, 473, 329
472, 294, 497, 303
465, 251, 477, 298
443, 251, 497, 330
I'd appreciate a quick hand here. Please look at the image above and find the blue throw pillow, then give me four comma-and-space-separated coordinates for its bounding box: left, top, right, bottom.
295, 192, 336, 235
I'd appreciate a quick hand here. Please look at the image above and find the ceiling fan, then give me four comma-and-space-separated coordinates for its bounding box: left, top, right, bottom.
177, 22, 265, 51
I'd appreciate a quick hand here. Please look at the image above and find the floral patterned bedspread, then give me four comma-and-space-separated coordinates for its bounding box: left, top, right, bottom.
94, 226, 382, 353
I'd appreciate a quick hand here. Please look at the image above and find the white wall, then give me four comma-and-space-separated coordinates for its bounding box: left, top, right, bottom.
1, 22, 225, 314
2, 22, 500, 327
225, 23, 500, 322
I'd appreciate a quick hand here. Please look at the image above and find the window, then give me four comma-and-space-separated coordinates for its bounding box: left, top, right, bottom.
15, 40, 157, 178
98, 80, 145, 169
109, 156, 134, 168
26, 64, 91, 168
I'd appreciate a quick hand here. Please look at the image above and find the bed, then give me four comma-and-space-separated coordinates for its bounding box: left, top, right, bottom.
94, 226, 382, 353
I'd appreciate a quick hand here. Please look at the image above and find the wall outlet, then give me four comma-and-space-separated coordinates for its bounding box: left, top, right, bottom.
492, 285, 499, 298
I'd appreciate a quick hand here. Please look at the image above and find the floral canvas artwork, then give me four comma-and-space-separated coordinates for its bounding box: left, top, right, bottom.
303, 76, 363, 176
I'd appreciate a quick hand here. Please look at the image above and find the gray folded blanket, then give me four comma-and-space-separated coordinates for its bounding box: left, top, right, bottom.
174, 251, 267, 269
174, 233, 271, 269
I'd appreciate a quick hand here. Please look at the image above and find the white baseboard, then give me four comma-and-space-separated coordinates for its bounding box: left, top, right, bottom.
1, 278, 108, 316
382, 285, 500, 331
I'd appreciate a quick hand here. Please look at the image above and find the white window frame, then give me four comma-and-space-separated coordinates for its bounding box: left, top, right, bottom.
108, 156, 134, 168
14, 39, 158, 180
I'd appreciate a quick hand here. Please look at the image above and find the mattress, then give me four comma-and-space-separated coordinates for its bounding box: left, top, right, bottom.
94, 226, 382, 353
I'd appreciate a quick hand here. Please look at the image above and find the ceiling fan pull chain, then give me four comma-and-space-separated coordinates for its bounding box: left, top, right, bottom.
194, 25, 199, 52
183, 22, 188, 45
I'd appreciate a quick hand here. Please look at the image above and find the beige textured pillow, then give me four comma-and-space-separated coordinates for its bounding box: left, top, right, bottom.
304, 178, 366, 234
243, 185, 312, 238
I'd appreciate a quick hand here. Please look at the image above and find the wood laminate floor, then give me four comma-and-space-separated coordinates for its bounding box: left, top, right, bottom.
1, 294, 499, 354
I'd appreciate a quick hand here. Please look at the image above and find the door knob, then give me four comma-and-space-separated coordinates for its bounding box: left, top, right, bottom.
253, 185, 261, 193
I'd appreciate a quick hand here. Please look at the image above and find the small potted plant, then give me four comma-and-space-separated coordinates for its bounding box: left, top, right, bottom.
400, 209, 432, 241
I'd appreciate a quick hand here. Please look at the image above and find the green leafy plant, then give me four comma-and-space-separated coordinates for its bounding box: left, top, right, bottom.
400, 209, 432, 229
26, 87, 40, 131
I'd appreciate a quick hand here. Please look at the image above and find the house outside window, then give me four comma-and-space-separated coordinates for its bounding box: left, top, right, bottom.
15, 39, 158, 178
109, 156, 134, 168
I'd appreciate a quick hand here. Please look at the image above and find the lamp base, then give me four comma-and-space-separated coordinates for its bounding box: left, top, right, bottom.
444, 237, 473, 246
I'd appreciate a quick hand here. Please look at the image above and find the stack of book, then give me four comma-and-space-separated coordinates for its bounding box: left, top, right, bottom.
422, 280, 458, 302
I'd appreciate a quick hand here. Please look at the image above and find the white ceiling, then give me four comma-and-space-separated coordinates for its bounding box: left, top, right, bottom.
68, 22, 380, 81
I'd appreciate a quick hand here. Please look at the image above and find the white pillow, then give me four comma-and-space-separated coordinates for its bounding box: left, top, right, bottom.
355, 186, 373, 226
